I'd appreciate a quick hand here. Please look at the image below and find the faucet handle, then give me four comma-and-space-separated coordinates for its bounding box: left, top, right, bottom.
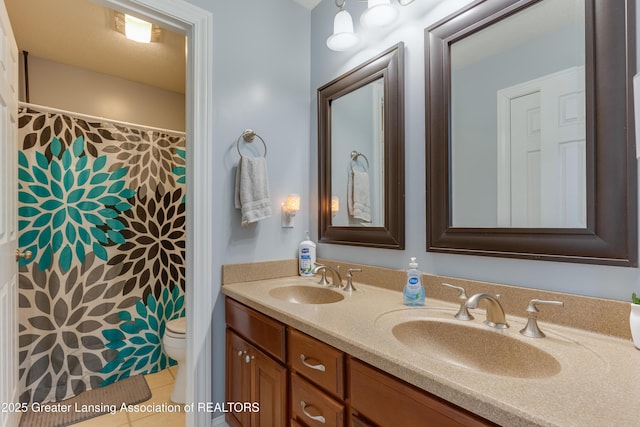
344, 268, 362, 292
441, 282, 469, 300
312, 264, 331, 286
441, 283, 474, 321
525, 299, 564, 312
520, 299, 564, 338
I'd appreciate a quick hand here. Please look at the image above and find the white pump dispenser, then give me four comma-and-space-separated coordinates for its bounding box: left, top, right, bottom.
298, 231, 316, 276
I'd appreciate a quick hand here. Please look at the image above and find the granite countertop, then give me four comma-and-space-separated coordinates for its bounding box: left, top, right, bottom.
222, 276, 640, 427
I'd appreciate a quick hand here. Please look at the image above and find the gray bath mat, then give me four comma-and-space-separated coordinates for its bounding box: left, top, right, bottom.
18, 375, 151, 427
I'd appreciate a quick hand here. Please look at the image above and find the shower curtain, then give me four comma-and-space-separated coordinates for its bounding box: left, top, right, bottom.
16, 104, 186, 404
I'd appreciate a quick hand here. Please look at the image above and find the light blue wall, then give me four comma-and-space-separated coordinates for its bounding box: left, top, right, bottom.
184, 0, 311, 406
310, 0, 640, 303
182, 0, 639, 408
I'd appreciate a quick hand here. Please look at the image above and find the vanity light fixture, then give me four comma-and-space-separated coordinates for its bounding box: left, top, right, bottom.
327, 0, 413, 51
331, 196, 340, 217
361, 0, 398, 28
282, 194, 301, 228
327, 0, 359, 51
114, 12, 163, 43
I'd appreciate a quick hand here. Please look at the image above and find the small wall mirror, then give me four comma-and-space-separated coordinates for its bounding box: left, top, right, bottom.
426, 0, 636, 265
318, 43, 405, 249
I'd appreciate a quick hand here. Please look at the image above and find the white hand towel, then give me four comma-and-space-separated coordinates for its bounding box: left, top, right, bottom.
234, 156, 272, 226
350, 170, 371, 222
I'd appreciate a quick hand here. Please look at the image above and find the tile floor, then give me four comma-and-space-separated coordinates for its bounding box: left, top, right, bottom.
73, 366, 185, 427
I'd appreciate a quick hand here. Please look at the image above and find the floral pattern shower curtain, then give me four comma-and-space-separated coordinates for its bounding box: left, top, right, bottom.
16, 105, 186, 404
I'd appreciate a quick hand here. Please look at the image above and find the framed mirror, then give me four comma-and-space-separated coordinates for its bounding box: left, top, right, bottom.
426, 0, 637, 265
318, 43, 405, 249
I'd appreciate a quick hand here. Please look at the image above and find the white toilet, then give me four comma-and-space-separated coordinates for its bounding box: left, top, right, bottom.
163, 317, 186, 403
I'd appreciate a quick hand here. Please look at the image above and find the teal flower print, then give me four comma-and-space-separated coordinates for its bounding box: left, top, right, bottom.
18, 136, 136, 272
100, 285, 185, 386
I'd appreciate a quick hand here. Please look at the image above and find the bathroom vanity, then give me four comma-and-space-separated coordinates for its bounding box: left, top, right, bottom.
225, 297, 492, 427
222, 262, 640, 427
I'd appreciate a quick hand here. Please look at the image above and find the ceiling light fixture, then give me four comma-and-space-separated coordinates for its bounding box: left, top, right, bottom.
327, 0, 359, 51
114, 12, 163, 43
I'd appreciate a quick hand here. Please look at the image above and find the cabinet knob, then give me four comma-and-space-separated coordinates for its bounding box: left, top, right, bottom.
245, 354, 254, 364
237, 350, 245, 357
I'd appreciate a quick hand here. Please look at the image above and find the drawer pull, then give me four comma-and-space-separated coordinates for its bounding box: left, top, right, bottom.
300, 400, 325, 424
300, 354, 326, 372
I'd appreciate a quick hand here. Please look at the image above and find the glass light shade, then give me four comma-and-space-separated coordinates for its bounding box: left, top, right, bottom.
331, 196, 340, 214
125, 14, 152, 43
327, 10, 358, 51
360, 0, 398, 28
285, 194, 300, 213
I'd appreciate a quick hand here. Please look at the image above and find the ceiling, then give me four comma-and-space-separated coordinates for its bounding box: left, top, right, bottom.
4, 0, 324, 96
4, 0, 321, 95
294, 0, 322, 9
4, 0, 187, 94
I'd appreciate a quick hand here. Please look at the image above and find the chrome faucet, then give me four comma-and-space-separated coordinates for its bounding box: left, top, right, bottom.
311, 264, 342, 288
465, 293, 509, 329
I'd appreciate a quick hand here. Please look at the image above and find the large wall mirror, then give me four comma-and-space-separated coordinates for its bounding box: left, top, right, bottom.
319, 43, 405, 249
426, 0, 637, 265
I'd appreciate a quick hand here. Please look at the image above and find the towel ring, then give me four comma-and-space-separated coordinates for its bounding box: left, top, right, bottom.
350, 150, 369, 171
236, 129, 267, 158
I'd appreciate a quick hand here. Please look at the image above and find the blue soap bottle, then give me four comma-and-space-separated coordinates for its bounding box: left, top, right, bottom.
403, 257, 425, 306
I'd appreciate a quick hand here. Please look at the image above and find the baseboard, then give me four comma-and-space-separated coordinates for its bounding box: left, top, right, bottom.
212, 415, 229, 427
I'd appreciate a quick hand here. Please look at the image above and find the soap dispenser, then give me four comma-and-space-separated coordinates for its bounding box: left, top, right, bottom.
298, 231, 316, 277
403, 257, 425, 306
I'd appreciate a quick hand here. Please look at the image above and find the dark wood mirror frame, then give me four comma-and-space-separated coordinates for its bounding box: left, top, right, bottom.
318, 43, 405, 249
426, 0, 637, 266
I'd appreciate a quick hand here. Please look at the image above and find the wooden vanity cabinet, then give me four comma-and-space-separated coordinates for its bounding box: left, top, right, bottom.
349, 358, 496, 427
225, 299, 287, 427
225, 297, 496, 427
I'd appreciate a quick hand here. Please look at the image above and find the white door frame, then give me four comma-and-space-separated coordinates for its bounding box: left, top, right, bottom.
92, 1, 214, 426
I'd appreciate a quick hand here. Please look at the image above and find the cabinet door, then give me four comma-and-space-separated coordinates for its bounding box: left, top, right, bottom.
251, 347, 287, 427
226, 330, 252, 427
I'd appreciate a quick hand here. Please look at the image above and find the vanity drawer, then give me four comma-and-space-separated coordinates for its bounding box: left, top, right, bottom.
349, 358, 496, 427
225, 297, 286, 362
289, 329, 345, 398
291, 373, 344, 427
